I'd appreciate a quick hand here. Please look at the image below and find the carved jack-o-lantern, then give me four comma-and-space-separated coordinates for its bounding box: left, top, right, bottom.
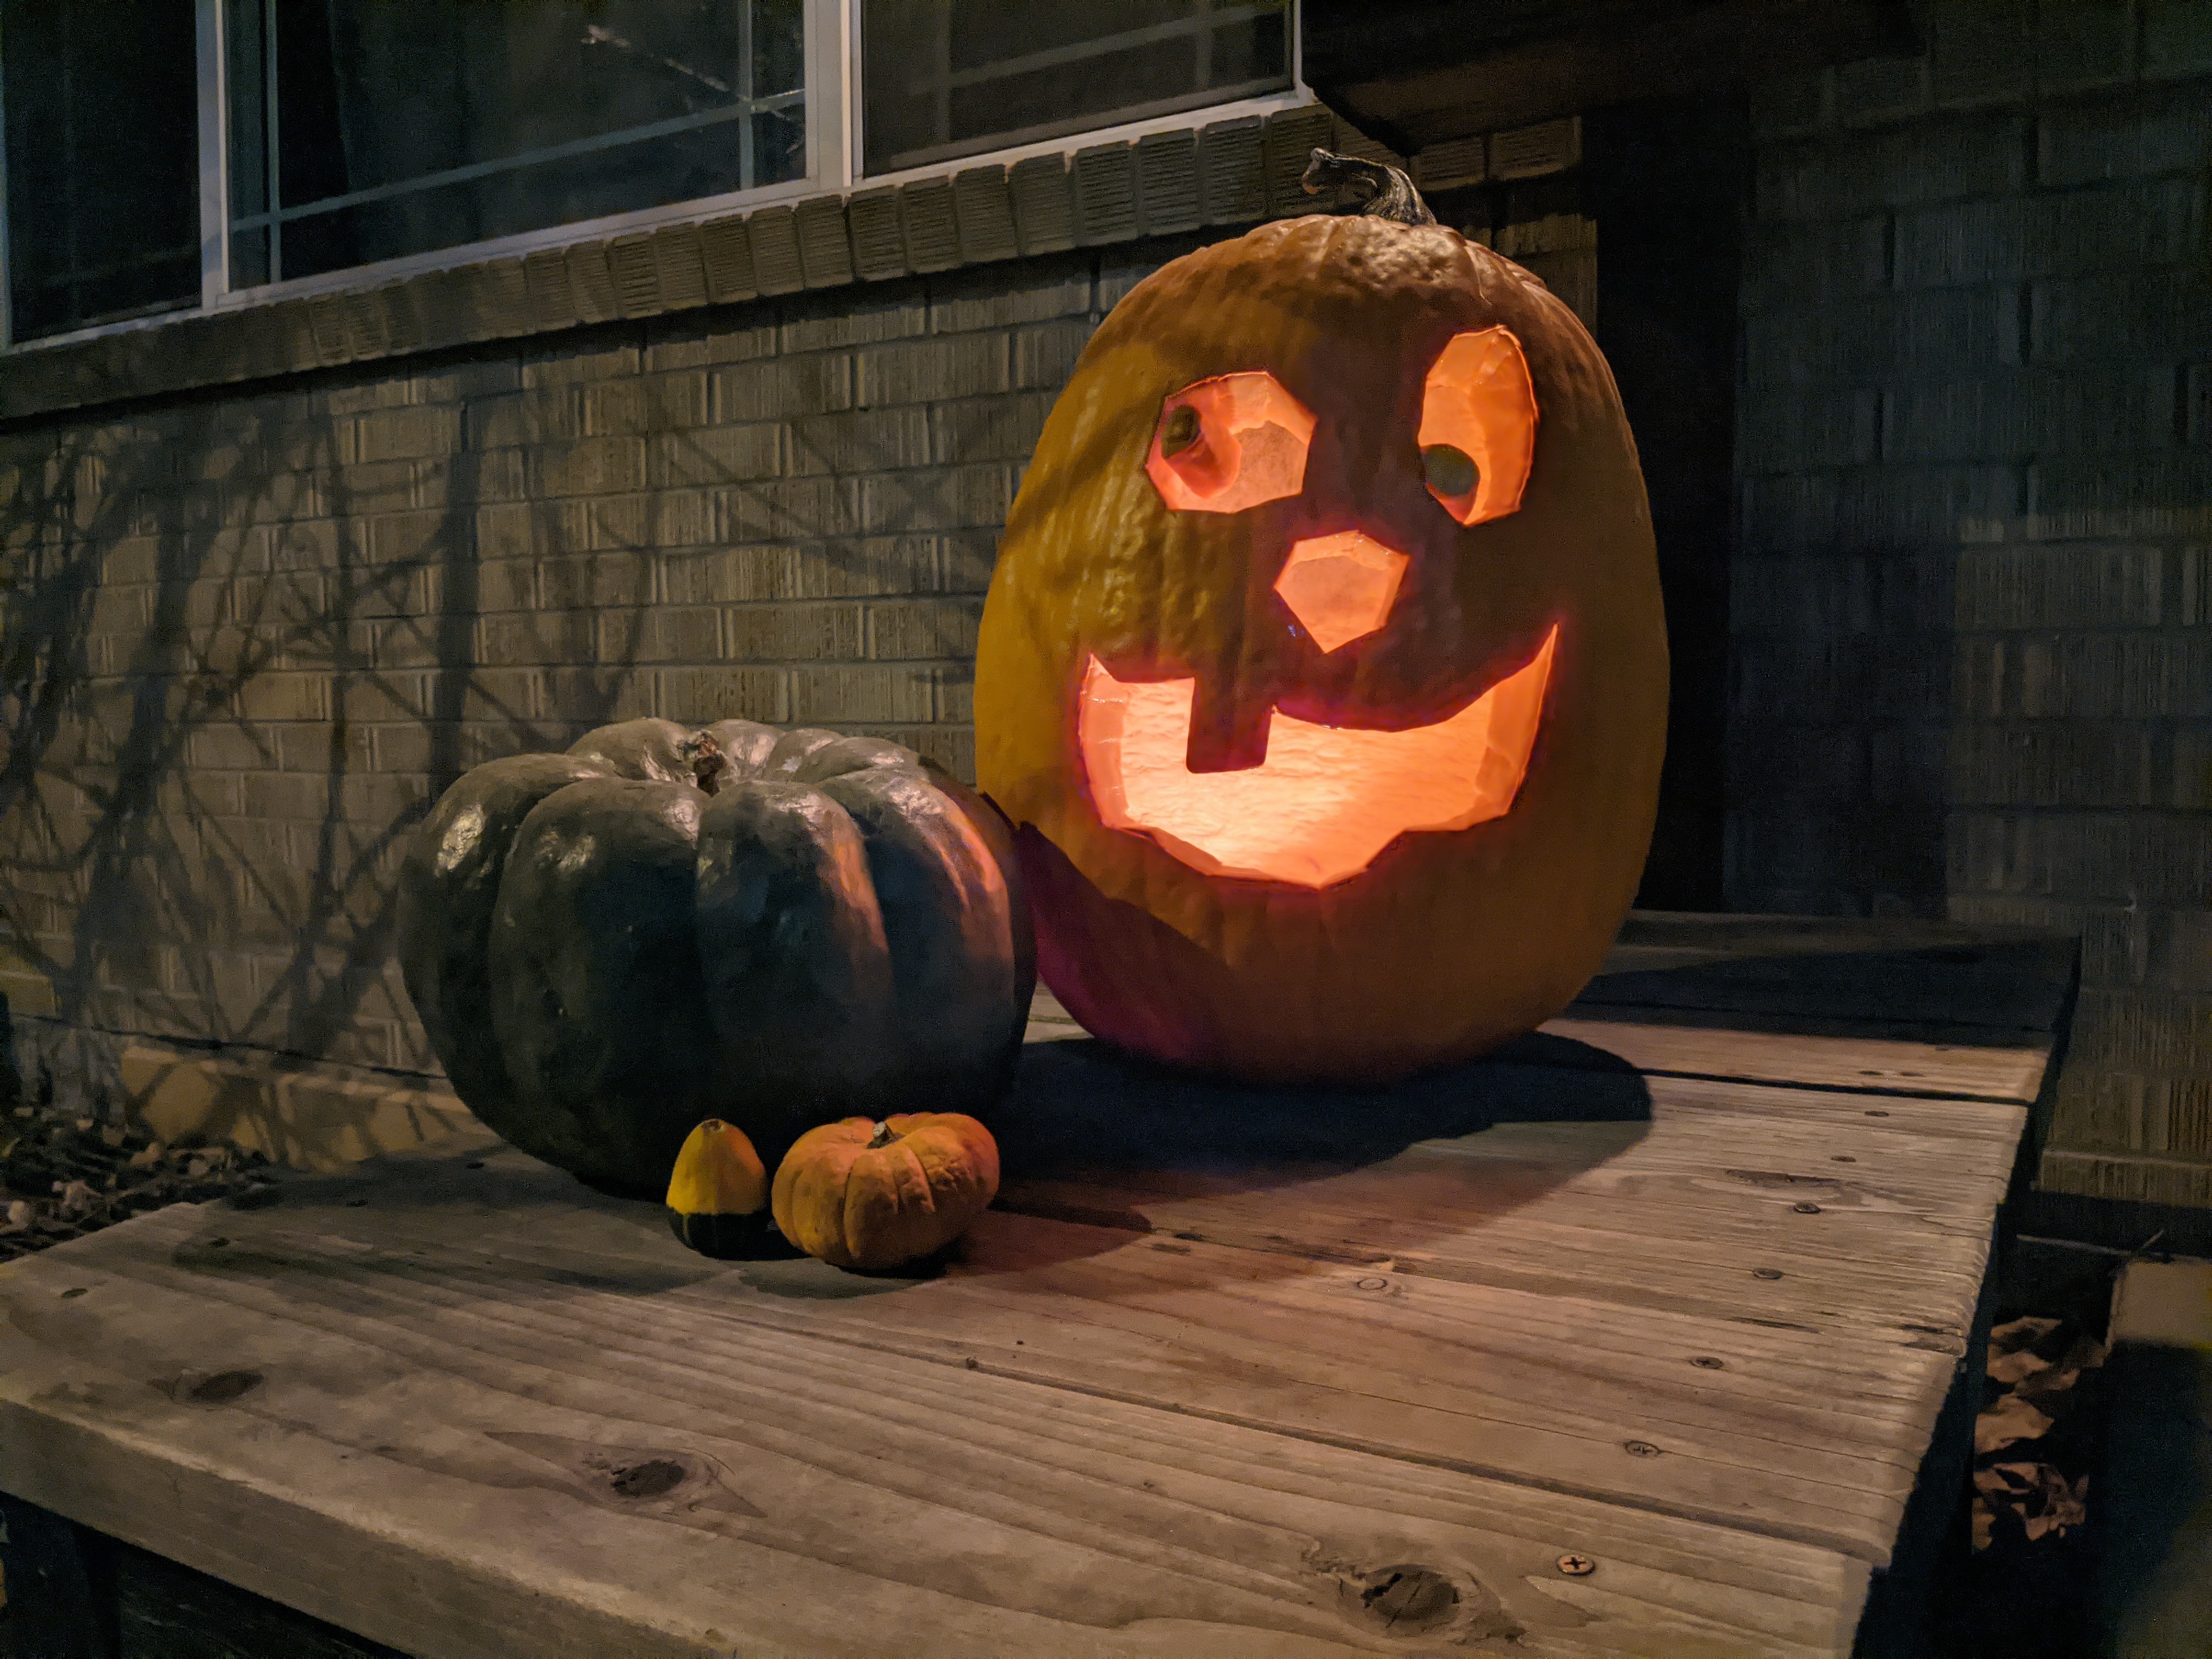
973, 153, 1668, 1084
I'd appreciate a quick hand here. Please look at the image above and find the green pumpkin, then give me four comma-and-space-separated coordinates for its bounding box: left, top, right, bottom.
396, 719, 1034, 1194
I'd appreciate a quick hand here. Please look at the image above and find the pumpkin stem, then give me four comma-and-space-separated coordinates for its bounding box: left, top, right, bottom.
1301, 148, 1436, 227
867, 1120, 897, 1149
684, 729, 727, 795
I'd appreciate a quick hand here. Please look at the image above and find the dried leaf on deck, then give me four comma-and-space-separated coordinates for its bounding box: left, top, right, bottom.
1988, 1314, 2062, 1371
1974, 1459, 2090, 1544
2011, 1333, 2107, 1410
1990, 1346, 2056, 1386
1975, 1390, 2055, 1455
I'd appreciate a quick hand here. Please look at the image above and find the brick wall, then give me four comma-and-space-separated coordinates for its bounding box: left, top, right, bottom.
0, 247, 1183, 1101
1735, 1, 2212, 1205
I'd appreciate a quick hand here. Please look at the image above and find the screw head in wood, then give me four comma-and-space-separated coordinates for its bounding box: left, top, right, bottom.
1555, 1553, 1595, 1576
1690, 1355, 1725, 1369
1623, 1440, 1661, 1458
1753, 1267, 1785, 1279
1792, 1201, 1822, 1214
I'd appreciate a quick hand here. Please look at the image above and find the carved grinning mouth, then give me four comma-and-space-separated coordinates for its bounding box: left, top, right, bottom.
1077, 626, 1558, 889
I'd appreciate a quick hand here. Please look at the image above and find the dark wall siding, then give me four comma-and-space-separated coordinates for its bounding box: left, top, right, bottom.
1736, 7, 2212, 1206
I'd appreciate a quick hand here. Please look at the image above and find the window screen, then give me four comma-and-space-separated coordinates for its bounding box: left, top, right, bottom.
2, 0, 201, 343
859, 1, 1290, 177
227, 1, 805, 287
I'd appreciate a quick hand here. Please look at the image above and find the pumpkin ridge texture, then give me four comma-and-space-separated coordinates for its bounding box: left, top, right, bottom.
772, 1113, 1000, 1272
398, 723, 1032, 1193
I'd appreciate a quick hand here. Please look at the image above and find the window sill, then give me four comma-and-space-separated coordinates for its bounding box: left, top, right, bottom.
0, 100, 1389, 425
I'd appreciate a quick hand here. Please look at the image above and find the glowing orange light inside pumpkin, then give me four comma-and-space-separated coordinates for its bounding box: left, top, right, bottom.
1273, 531, 1409, 652
1145, 371, 1316, 514
1419, 328, 1538, 526
1079, 627, 1558, 888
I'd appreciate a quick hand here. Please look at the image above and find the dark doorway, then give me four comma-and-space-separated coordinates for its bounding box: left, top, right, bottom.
1583, 96, 1749, 910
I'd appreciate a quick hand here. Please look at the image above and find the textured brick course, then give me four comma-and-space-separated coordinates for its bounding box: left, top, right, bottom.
789, 664, 940, 725
1741, 288, 2022, 391
1886, 369, 2174, 461
1895, 176, 2207, 287
583, 373, 710, 436
867, 597, 985, 661
1754, 111, 2027, 223
658, 665, 789, 725
2038, 84, 2212, 184
723, 603, 865, 662
785, 409, 930, 476
715, 356, 854, 421
1952, 543, 2167, 629
855, 336, 1011, 405
647, 424, 782, 490
2143, 0, 2212, 76
859, 464, 1014, 534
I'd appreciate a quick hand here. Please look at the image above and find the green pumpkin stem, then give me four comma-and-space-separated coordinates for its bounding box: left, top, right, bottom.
684, 729, 727, 795
1301, 149, 1436, 227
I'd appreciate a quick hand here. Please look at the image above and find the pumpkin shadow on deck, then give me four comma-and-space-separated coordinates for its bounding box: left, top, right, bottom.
963, 1029, 1653, 1282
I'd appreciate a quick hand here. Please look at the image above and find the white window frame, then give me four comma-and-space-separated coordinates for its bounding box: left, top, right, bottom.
2, 0, 1305, 355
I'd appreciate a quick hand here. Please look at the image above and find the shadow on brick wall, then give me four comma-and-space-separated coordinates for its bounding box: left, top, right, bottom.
0, 371, 648, 1086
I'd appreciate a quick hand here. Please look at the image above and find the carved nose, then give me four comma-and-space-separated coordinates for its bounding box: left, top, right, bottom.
1273, 531, 1409, 652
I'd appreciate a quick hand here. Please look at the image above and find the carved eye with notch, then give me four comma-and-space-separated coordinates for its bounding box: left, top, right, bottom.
1418, 327, 1538, 526
1145, 371, 1316, 514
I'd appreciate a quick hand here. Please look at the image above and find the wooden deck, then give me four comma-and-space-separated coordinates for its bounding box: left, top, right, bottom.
0, 915, 2074, 1658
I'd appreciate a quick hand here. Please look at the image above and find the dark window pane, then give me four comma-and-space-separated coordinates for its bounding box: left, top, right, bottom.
752, 0, 804, 97
860, 0, 1289, 176
3, 0, 200, 341
232, 0, 804, 286
751, 105, 806, 188
280, 123, 766, 281
275, 1, 351, 212
226, 0, 268, 219
230, 226, 272, 290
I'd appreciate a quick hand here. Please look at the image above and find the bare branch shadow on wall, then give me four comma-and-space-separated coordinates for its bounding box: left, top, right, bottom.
1, 270, 1105, 1090
0, 353, 641, 1088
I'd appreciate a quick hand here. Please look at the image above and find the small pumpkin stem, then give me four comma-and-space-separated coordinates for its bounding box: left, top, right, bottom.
867, 1120, 897, 1149
1301, 148, 1436, 227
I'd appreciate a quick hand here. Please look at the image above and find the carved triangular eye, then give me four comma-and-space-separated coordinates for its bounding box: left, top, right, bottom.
1145, 371, 1314, 514
1419, 328, 1537, 525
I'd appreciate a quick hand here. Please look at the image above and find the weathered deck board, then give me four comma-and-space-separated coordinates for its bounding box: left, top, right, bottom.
1577, 932, 2072, 1031
4, 1197, 1869, 1659
0, 916, 2069, 1658
54, 1156, 1936, 1560
1530, 1012, 2050, 1104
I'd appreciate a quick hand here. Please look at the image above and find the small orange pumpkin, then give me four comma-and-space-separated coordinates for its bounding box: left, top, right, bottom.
770, 1113, 1000, 1271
